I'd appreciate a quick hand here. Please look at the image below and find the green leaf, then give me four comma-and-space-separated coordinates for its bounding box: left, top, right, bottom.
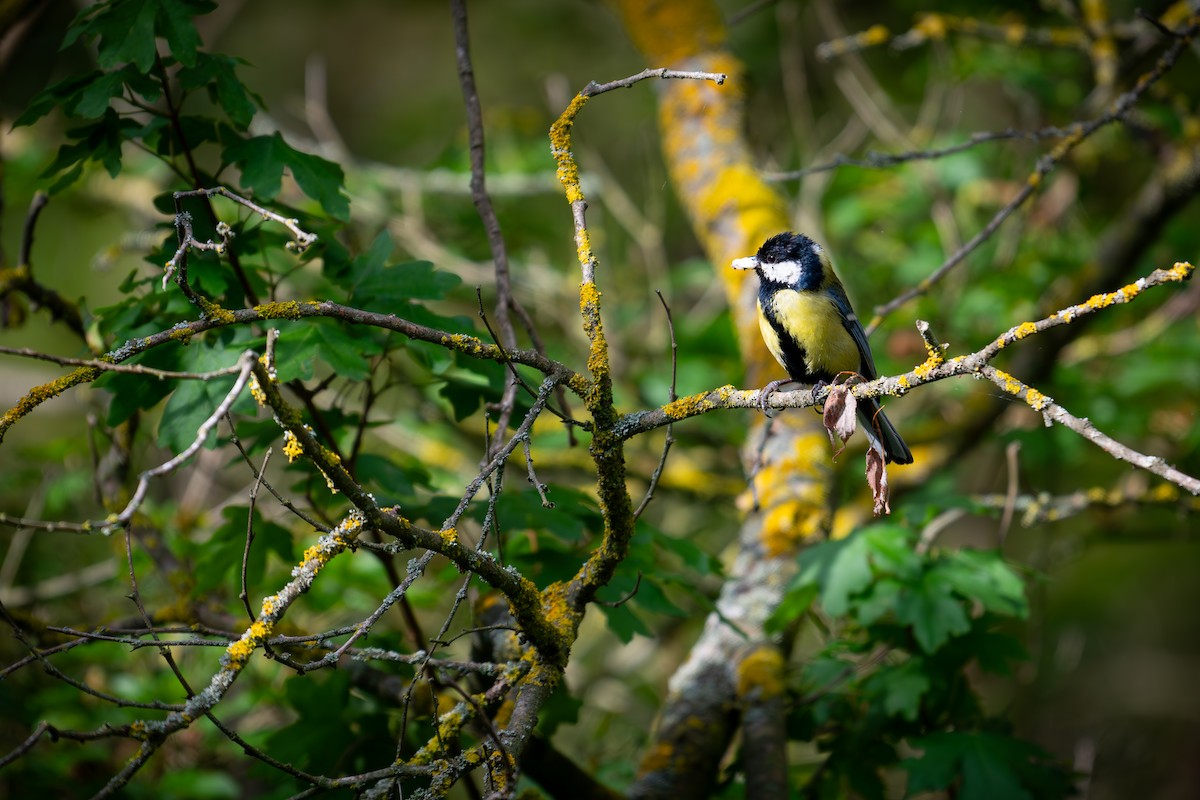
178, 52, 259, 129
862, 524, 921, 577
767, 582, 819, 633
154, 0, 216, 68
194, 506, 290, 594
274, 321, 382, 382
13, 71, 102, 127
71, 69, 130, 118
68, 0, 159, 72
222, 134, 287, 196
41, 109, 140, 189
351, 261, 462, 312
356, 452, 431, 502
937, 549, 1028, 618
537, 684, 583, 738
309, 323, 378, 380
157, 337, 253, 453
95, 339, 183, 426
266, 672, 355, 772
961, 626, 1029, 675
895, 574, 971, 654
905, 732, 1071, 800
855, 578, 904, 626
598, 601, 650, 643
865, 659, 930, 721
64, 0, 216, 71
438, 360, 506, 421
601, 574, 687, 618
287, 144, 350, 219
801, 654, 856, 696
342, 229, 396, 293
654, 529, 723, 576
502, 485, 599, 546
156, 769, 240, 799
223, 132, 349, 219
342, 231, 463, 311
813, 534, 873, 616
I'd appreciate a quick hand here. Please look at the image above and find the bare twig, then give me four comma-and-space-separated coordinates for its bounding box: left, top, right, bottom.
867, 17, 1200, 330
241, 448, 272, 622
0, 721, 53, 770
0, 600, 184, 712
0, 513, 92, 534
451, 0, 524, 455
523, 436, 552, 508
634, 290, 679, 519
0, 345, 248, 380
90, 351, 259, 532
582, 68, 727, 97
999, 442, 1021, 543
975, 480, 1200, 526
2, 192, 87, 339
766, 125, 1079, 181
18, 191, 48, 266
980, 365, 1200, 494
224, 415, 329, 532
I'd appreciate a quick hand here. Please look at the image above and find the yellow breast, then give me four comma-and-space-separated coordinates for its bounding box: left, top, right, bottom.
759, 289, 861, 380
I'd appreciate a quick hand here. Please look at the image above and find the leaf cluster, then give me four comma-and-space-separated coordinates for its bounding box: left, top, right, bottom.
773, 526, 1074, 798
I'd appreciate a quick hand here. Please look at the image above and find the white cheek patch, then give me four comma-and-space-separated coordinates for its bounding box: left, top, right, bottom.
759, 259, 803, 285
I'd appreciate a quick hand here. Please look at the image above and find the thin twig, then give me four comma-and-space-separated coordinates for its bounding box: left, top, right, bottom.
523, 436, 552, 508
0, 345, 248, 380
867, 17, 1200, 330
999, 441, 1021, 543
240, 448, 272, 622
90, 351, 259, 532
121, 523, 197, 699
0, 600, 185, 712
18, 191, 48, 267
980, 365, 1200, 494
582, 68, 727, 97
0, 721, 52, 770
766, 125, 1079, 181
92, 741, 160, 800
451, 0, 522, 455
0, 513, 92, 534
224, 414, 329, 532
595, 572, 642, 607
8, 192, 86, 339
634, 290, 679, 519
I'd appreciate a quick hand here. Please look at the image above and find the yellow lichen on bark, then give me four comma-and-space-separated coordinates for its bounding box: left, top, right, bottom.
735, 646, 785, 700
0, 365, 102, 443
614, 0, 830, 555
550, 93, 590, 205
661, 385, 736, 420
613, 0, 725, 64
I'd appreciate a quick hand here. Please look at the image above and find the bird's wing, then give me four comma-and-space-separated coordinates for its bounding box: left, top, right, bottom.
827, 282, 877, 379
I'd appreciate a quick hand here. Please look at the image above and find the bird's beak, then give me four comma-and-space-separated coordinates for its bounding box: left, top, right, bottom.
730, 256, 758, 271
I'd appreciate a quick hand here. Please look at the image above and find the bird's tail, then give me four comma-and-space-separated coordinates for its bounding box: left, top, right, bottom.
858, 398, 913, 465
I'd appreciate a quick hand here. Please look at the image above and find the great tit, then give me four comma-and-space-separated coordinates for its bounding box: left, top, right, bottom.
732, 232, 913, 465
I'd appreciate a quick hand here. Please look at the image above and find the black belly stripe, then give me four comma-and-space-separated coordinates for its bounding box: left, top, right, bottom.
761, 293, 834, 385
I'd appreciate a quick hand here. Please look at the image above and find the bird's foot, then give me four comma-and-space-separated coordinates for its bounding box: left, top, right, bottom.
811, 380, 830, 411
758, 379, 789, 416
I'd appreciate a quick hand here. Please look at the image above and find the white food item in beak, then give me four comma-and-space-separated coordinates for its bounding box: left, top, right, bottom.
731, 256, 759, 271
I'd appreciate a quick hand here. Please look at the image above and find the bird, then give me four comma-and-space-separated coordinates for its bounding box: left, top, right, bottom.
731, 231, 913, 465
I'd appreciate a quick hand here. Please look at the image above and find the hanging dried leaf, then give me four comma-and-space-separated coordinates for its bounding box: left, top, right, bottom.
823, 384, 857, 459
